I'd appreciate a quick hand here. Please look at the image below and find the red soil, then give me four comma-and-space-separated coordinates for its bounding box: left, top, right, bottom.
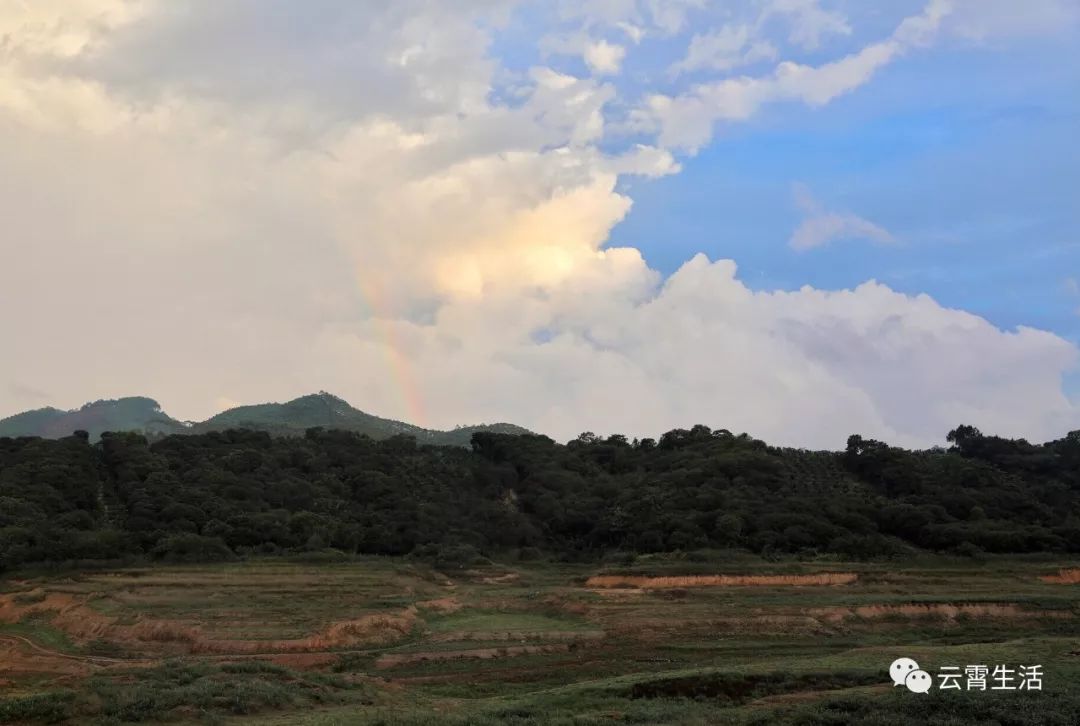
415, 597, 463, 613
585, 573, 858, 589
1040, 568, 1080, 584
0, 590, 418, 657
810, 603, 1069, 622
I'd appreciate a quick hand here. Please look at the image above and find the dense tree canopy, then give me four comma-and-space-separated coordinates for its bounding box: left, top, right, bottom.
1, 424, 1079, 571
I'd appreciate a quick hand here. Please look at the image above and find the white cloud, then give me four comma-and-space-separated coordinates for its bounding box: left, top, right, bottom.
640, 2, 950, 151
642, 0, 706, 35
323, 254, 1078, 448
789, 184, 895, 251
0, 0, 1076, 449
673, 25, 778, 75
63, 1, 510, 128
539, 34, 625, 78
894, 0, 953, 46
760, 0, 852, 50
554, 0, 704, 36
0, 0, 141, 59
583, 39, 626, 75
670, 1, 854, 78
640, 38, 902, 151
616, 21, 644, 43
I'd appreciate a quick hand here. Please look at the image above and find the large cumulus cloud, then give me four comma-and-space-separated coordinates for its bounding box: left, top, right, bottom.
0, 0, 1076, 448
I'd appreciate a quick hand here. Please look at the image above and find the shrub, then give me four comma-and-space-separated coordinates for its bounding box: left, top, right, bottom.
0, 691, 76, 724
433, 543, 484, 571
151, 534, 235, 563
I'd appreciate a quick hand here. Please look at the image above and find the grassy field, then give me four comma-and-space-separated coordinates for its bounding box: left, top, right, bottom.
1, 553, 1078, 724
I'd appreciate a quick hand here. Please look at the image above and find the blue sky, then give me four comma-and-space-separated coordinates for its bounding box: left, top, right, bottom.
599, 15, 1080, 347
486, 0, 1080, 352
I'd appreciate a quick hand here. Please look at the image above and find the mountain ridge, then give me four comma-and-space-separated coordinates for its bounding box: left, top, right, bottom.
0, 392, 530, 446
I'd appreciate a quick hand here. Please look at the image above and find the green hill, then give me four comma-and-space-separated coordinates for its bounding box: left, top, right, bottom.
0, 392, 530, 446
0, 396, 187, 442
192, 391, 531, 445
0, 407, 68, 438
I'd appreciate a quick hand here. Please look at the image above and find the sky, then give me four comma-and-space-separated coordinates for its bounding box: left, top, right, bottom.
0, 0, 1078, 449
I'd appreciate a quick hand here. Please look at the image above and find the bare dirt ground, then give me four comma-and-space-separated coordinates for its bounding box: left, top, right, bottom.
415, 597, 463, 613
1041, 568, 1080, 584
190, 607, 420, 654
0, 633, 161, 681
585, 573, 858, 588
430, 630, 605, 643
0, 589, 422, 657
0, 635, 95, 679
810, 602, 1072, 622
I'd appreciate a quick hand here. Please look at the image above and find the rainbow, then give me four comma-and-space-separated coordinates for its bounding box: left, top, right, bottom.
357, 276, 428, 429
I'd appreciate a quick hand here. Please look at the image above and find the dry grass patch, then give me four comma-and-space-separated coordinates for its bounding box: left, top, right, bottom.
810, 602, 1072, 622
1, 589, 420, 657
430, 630, 604, 643
416, 597, 463, 614
1041, 568, 1080, 584
588, 588, 645, 597
585, 573, 857, 589
190, 606, 419, 654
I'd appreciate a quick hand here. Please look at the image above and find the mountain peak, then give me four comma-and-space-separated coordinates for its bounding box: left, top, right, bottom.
0, 396, 181, 441
80, 396, 163, 412
295, 391, 352, 409
0, 393, 531, 447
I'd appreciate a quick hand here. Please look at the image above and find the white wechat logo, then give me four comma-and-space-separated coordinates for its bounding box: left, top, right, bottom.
906, 669, 932, 693
889, 657, 920, 687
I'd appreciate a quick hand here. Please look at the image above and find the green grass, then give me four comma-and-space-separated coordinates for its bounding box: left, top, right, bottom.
12, 589, 48, 605
4, 557, 1080, 724
0, 619, 77, 653
0, 660, 376, 724
0, 691, 76, 724
425, 611, 588, 633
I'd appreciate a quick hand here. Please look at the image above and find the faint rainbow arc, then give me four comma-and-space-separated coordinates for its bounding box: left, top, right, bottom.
356, 275, 428, 429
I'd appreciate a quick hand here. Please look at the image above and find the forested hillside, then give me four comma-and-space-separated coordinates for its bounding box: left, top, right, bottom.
188, 392, 531, 446
1, 424, 1078, 571
0, 397, 187, 441
0, 392, 530, 446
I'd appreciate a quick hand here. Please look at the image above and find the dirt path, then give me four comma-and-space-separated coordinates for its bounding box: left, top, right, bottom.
0, 634, 140, 666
